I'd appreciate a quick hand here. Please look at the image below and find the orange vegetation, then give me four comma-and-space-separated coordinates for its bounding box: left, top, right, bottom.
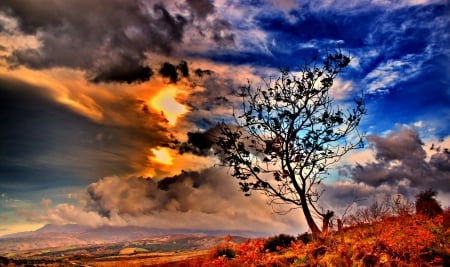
2, 203, 448, 266
154, 210, 449, 266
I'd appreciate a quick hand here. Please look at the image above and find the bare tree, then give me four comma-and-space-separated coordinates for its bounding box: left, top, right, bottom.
215, 50, 366, 234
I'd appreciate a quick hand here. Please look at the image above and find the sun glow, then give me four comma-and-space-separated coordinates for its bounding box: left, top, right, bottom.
151, 147, 173, 165
150, 86, 187, 126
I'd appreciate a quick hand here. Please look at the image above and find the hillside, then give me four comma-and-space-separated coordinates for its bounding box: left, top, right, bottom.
196, 212, 450, 266
1, 202, 449, 267
0, 224, 268, 253
1, 212, 448, 266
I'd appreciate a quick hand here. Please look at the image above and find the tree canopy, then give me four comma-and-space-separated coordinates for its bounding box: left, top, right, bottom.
215, 50, 366, 234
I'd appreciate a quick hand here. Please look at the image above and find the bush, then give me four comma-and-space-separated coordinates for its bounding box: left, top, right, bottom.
297, 232, 313, 244
415, 189, 443, 218
214, 247, 236, 259
263, 234, 296, 252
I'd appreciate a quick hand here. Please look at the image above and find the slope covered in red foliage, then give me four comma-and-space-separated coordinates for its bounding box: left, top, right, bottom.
158, 208, 449, 266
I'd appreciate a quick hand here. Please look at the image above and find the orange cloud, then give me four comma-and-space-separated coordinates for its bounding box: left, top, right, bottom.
0, 66, 105, 122
0, 58, 240, 180
142, 146, 214, 179
150, 147, 173, 165
150, 85, 188, 126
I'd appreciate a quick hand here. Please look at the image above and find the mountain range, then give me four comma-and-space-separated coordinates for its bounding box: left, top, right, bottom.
0, 224, 270, 252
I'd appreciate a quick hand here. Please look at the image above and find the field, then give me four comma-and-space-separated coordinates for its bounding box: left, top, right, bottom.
0, 235, 242, 266
1, 249, 210, 266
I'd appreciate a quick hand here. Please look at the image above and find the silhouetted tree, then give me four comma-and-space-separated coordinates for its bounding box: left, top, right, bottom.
215, 49, 366, 234
415, 189, 442, 218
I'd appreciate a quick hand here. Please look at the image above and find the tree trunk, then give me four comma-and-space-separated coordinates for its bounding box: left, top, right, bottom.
321, 210, 334, 234
300, 192, 321, 234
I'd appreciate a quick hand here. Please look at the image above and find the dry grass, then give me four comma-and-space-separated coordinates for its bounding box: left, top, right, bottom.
87, 250, 210, 267
165, 211, 450, 266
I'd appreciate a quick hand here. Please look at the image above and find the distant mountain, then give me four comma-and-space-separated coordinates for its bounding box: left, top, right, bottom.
0, 224, 270, 252
0, 224, 88, 239
34, 223, 89, 234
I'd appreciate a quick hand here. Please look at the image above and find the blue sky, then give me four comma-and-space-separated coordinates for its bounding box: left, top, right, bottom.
0, 0, 449, 235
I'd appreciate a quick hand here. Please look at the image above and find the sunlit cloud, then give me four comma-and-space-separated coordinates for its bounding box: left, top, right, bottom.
143, 147, 214, 179
0, 66, 105, 121
150, 85, 188, 126
150, 147, 173, 165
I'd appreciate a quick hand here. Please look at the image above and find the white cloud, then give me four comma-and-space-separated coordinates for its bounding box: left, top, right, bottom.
329, 79, 354, 100
363, 54, 422, 94
372, 0, 444, 7
309, 0, 445, 10
413, 120, 424, 128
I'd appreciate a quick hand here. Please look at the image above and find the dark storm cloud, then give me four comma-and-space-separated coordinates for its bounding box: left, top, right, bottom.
316, 126, 450, 214
430, 148, 450, 172
319, 181, 383, 210
159, 62, 178, 83
177, 60, 189, 77
352, 126, 450, 192
186, 0, 215, 20
184, 0, 235, 47
0, 0, 188, 83
0, 77, 171, 194
367, 126, 425, 162
90, 60, 153, 84
194, 68, 214, 77
182, 72, 235, 127
212, 19, 235, 47
178, 126, 221, 156
158, 60, 189, 83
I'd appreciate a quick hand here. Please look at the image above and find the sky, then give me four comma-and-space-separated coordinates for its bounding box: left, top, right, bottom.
0, 0, 449, 236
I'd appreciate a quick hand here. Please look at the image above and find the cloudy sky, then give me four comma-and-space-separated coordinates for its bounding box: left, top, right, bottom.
0, 0, 449, 235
